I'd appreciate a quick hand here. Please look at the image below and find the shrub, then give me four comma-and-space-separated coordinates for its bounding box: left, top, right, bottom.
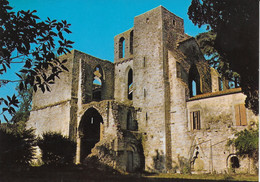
227, 128, 258, 159
37, 132, 76, 167
0, 127, 36, 170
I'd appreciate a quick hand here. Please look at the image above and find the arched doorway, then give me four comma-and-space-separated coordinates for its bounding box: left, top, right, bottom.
79, 108, 103, 162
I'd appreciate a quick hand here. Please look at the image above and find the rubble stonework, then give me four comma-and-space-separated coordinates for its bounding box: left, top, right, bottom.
28, 6, 258, 173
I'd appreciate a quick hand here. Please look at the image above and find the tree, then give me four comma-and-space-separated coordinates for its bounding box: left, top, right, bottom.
10, 74, 33, 125
188, 0, 259, 114
195, 31, 240, 88
0, 0, 74, 122
227, 127, 258, 169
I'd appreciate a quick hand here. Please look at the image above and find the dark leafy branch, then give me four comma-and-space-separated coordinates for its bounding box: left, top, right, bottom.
0, 0, 74, 122
195, 31, 240, 87
188, 0, 259, 114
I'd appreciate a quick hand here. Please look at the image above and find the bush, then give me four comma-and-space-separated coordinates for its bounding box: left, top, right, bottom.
37, 132, 76, 167
0, 127, 36, 170
227, 128, 258, 159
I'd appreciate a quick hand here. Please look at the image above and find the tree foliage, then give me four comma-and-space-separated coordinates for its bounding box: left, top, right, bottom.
196, 31, 240, 87
0, 0, 74, 122
37, 132, 76, 167
188, 0, 259, 114
11, 74, 33, 124
227, 127, 258, 161
0, 126, 36, 169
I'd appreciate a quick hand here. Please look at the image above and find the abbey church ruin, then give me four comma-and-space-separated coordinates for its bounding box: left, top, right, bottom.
27, 6, 258, 174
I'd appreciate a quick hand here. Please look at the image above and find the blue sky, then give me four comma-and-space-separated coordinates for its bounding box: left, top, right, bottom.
1, 0, 207, 121
9, 0, 207, 62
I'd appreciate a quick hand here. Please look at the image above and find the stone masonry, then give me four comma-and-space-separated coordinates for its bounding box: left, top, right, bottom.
27, 6, 258, 173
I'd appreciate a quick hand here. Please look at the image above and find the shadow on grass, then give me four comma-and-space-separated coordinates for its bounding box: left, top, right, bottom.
0, 165, 257, 182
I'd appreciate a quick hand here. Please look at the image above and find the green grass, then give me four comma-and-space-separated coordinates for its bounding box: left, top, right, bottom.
144, 173, 258, 181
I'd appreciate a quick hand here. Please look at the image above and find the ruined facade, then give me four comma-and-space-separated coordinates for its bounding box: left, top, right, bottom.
28, 6, 258, 173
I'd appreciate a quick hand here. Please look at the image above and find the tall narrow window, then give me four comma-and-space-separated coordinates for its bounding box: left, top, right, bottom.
130, 30, 133, 54
192, 80, 197, 96
235, 104, 247, 126
128, 68, 133, 100
92, 66, 103, 101
188, 64, 201, 97
119, 37, 125, 58
190, 111, 200, 130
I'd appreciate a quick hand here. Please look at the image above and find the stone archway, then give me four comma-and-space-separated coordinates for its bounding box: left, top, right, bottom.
78, 107, 103, 162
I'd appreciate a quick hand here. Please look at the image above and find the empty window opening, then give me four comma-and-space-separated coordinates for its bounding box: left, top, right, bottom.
190, 111, 200, 130
192, 80, 197, 96
235, 104, 247, 126
79, 108, 103, 162
130, 30, 133, 54
144, 89, 146, 98
92, 66, 103, 101
188, 64, 201, 97
127, 111, 133, 130
143, 57, 146, 67
119, 37, 125, 58
173, 19, 176, 25
146, 18, 149, 23
230, 156, 240, 168
128, 68, 133, 100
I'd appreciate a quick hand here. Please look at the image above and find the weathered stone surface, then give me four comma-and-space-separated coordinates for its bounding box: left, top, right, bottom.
27, 6, 258, 174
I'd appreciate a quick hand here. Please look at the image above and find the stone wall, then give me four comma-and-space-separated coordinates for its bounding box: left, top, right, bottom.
28, 101, 71, 136
186, 92, 258, 173
114, 59, 133, 103
77, 100, 143, 172
210, 67, 220, 92
31, 52, 74, 110
28, 51, 75, 137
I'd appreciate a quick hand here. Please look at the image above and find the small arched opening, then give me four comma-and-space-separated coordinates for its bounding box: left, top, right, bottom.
92, 65, 103, 101
127, 68, 133, 100
230, 156, 240, 169
78, 107, 103, 162
188, 64, 201, 97
119, 37, 125, 58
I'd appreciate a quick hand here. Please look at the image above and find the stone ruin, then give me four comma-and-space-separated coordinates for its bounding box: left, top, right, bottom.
28, 6, 258, 174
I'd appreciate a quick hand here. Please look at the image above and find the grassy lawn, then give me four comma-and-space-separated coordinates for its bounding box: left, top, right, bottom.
144, 173, 258, 181
0, 167, 258, 182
